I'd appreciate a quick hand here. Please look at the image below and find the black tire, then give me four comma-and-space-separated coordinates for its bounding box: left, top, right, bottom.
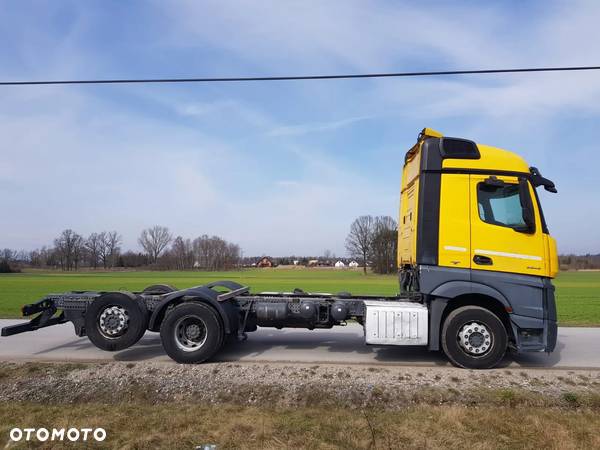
142, 284, 178, 295
159, 302, 224, 364
85, 293, 148, 351
441, 306, 507, 369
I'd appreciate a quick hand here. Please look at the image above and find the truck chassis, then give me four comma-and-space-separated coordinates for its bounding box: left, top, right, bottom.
1, 279, 521, 369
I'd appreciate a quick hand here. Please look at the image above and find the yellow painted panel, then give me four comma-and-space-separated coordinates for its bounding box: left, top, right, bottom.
398, 141, 423, 266
398, 179, 419, 265
546, 235, 559, 278
421, 127, 443, 138
438, 174, 471, 269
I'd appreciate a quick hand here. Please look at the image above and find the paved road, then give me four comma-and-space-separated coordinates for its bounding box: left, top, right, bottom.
0, 319, 599, 368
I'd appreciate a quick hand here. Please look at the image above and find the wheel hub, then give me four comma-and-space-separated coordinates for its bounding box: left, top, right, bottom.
98, 306, 129, 337
174, 316, 208, 352
458, 321, 492, 356
185, 324, 201, 340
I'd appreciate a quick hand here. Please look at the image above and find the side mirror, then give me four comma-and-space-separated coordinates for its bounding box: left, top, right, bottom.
516, 178, 536, 234
529, 167, 557, 193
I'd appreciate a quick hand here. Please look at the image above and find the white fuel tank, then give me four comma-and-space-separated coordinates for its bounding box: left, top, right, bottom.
363, 301, 428, 345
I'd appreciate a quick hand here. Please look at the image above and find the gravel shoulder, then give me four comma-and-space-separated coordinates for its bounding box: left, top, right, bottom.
2, 361, 599, 408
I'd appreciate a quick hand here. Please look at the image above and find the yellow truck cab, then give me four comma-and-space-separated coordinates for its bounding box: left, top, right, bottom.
399, 128, 558, 368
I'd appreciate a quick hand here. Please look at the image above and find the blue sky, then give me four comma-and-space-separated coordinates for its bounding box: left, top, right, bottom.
1, 0, 599, 256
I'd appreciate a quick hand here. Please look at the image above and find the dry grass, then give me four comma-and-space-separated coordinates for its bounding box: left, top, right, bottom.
0, 362, 90, 381
1, 402, 600, 449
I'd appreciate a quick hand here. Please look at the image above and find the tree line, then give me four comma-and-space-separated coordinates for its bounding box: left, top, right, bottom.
1, 226, 241, 272
2, 217, 396, 274
559, 254, 600, 271
6, 217, 594, 275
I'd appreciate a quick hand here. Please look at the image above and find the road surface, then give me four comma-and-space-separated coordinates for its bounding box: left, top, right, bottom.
0, 319, 598, 368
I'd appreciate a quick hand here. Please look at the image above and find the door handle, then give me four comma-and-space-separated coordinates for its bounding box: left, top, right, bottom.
473, 255, 493, 265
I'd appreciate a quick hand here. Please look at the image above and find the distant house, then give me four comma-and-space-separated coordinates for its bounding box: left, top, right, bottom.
348, 261, 359, 268
293, 260, 299, 266
334, 260, 346, 269
256, 256, 274, 268
307, 259, 319, 267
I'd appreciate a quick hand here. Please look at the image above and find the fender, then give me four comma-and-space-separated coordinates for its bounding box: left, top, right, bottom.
430, 280, 511, 309
148, 286, 237, 333
427, 281, 511, 351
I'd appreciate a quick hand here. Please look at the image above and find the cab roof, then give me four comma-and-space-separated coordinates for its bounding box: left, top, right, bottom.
417, 128, 530, 174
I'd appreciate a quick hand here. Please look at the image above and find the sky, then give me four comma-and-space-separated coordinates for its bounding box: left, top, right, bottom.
1, 0, 600, 256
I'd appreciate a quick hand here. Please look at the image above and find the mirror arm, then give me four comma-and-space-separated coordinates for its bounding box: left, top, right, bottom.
529, 167, 557, 193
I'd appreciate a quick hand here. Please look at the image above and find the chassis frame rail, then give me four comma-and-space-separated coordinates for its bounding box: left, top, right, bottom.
1, 298, 68, 336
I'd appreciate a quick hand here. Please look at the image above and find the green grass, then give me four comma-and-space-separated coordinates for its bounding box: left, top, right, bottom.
0, 268, 598, 325
552, 271, 600, 326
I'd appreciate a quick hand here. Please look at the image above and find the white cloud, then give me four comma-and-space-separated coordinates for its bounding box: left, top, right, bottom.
265, 116, 371, 137
175, 98, 273, 129
161, 0, 514, 71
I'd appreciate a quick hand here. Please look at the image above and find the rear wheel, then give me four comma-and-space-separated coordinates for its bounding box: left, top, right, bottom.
441, 306, 507, 369
160, 302, 224, 364
85, 293, 148, 351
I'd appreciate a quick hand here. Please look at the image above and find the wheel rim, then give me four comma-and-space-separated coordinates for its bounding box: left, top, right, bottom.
174, 315, 208, 352
98, 306, 129, 338
457, 321, 493, 356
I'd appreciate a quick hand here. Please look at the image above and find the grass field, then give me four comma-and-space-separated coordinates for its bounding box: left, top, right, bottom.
0, 269, 598, 325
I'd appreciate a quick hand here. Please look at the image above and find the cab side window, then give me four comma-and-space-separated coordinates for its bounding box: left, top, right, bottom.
477, 183, 525, 228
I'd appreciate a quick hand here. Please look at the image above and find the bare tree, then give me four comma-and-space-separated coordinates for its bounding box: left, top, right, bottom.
171, 236, 194, 270
73, 239, 85, 270
0, 249, 18, 273
28, 246, 55, 268
54, 229, 84, 271
345, 215, 374, 274
370, 216, 398, 274
104, 231, 122, 268
97, 231, 109, 268
29, 249, 41, 267
39, 246, 53, 267
85, 233, 102, 269
193, 235, 240, 270
139, 226, 173, 263
0, 249, 17, 263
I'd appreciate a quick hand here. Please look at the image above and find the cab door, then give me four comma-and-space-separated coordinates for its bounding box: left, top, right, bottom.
469, 175, 546, 276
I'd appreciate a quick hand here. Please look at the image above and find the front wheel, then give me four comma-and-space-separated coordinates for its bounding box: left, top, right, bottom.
441, 306, 507, 369
160, 302, 224, 364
